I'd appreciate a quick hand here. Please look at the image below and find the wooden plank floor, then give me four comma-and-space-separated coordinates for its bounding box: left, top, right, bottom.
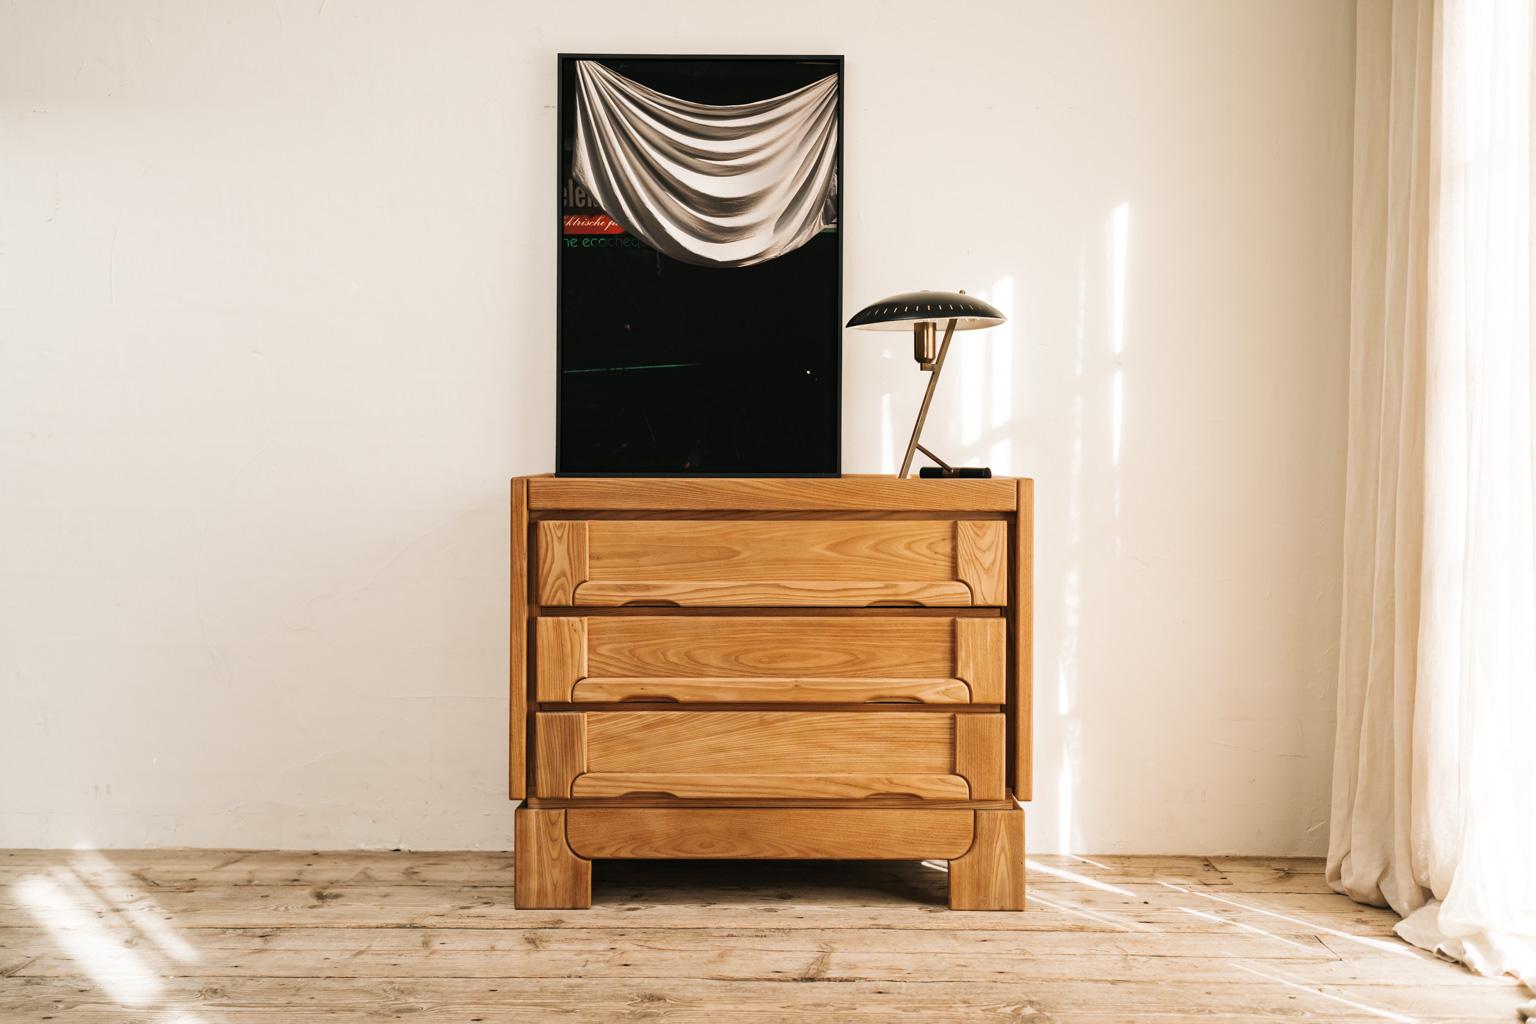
0, 850, 1524, 1022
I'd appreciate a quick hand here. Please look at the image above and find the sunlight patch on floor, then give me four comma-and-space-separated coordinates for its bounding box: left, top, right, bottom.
70, 847, 200, 963
1025, 858, 1135, 897
13, 874, 163, 1007
11, 846, 204, 1021
1232, 962, 1421, 1023
1159, 879, 1429, 959
1026, 889, 1153, 932
1176, 904, 1324, 954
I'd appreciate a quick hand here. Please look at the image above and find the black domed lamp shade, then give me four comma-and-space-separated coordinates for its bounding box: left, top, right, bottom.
846, 289, 1008, 478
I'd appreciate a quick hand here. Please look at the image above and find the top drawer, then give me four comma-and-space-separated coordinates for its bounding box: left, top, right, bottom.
536, 519, 1007, 607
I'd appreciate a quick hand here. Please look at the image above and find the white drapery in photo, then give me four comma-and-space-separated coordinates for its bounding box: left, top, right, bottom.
571, 60, 839, 268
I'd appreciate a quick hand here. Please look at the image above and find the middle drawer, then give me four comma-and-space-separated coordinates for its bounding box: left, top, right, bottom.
536, 615, 1005, 705
534, 710, 1007, 801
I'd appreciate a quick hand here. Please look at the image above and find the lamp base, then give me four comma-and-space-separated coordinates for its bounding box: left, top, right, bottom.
918, 466, 993, 479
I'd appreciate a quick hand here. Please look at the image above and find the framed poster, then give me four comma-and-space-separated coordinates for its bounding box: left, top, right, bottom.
556, 54, 843, 476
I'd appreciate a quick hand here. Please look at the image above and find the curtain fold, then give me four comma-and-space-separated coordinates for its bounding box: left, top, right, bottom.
1334, 0, 1536, 993
571, 60, 839, 268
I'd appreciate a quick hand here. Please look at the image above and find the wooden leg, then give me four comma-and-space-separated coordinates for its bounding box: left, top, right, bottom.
515, 807, 591, 909
948, 808, 1025, 910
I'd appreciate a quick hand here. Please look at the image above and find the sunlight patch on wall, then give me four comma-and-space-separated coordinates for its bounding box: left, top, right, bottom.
1050, 245, 1091, 856
1110, 203, 1129, 359
879, 390, 894, 473
1109, 202, 1130, 539
986, 275, 1015, 471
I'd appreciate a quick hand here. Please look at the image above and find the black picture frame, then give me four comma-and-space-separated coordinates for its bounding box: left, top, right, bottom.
554, 53, 844, 478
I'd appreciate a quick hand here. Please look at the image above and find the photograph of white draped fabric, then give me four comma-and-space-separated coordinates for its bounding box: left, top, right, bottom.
571, 60, 839, 268
556, 55, 843, 477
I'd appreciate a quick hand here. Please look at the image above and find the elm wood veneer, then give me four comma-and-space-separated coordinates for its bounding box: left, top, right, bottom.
509, 479, 528, 800
948, 808, 1027, 911
536, 615, 1004, 704
514, 808, 589, 909
512, 475, 1032, 911
1013, 477, 1034, 799
527, 474, 1019, 512
565, 807, 977, 860
535, 519, 1006, 607
571, 773, 972, 800
533, 710, 1006, 801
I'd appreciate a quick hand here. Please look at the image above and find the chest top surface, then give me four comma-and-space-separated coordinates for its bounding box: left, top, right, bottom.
526, 475, 1025, 512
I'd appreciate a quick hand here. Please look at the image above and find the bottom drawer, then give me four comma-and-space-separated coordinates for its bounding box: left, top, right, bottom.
514, 806, 1026, 909
565, 806, 977, 859
534, 710, 1006, 801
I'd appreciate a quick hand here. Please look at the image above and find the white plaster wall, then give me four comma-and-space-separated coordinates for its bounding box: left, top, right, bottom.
0, 0, 1353, 852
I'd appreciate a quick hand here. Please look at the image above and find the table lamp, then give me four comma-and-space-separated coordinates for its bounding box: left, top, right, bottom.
846, 289, 1008, 478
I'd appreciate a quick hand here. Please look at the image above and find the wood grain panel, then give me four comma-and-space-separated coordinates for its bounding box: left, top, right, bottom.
569, 772, 970, 800
536, 520, 588, 606
587, 616, 954, 679
954, 618, 1005, 703
526, 796, 1016, 810
954, 713, 1007, 800
948, 808, 1025, 910
528, 475, 1018, 512
566, 807, 976, 859
535, 617, 586, 702
534, 713, 587, 798
583, 711, 955, 775
550, 616, 974, 703
510, 478, 528, 800
588, 520, 954, 582
1014, 478, 1034, 800
571, 580, 973, 607
572, 677, 972, 704
956, 520, 1008, 606
513, 808, 590, 909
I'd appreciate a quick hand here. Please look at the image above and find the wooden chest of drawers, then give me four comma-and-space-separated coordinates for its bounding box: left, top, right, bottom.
510, 475, 1032, 910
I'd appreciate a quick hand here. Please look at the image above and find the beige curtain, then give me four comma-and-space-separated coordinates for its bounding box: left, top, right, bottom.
1333, 0, 1536, 990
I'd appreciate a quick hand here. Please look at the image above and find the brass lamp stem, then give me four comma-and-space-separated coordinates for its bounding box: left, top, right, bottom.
899, 317, 958, 478
913, 321, 938, 368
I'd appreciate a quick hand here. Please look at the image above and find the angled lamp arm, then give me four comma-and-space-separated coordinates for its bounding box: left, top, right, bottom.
899, 317, 958, 478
